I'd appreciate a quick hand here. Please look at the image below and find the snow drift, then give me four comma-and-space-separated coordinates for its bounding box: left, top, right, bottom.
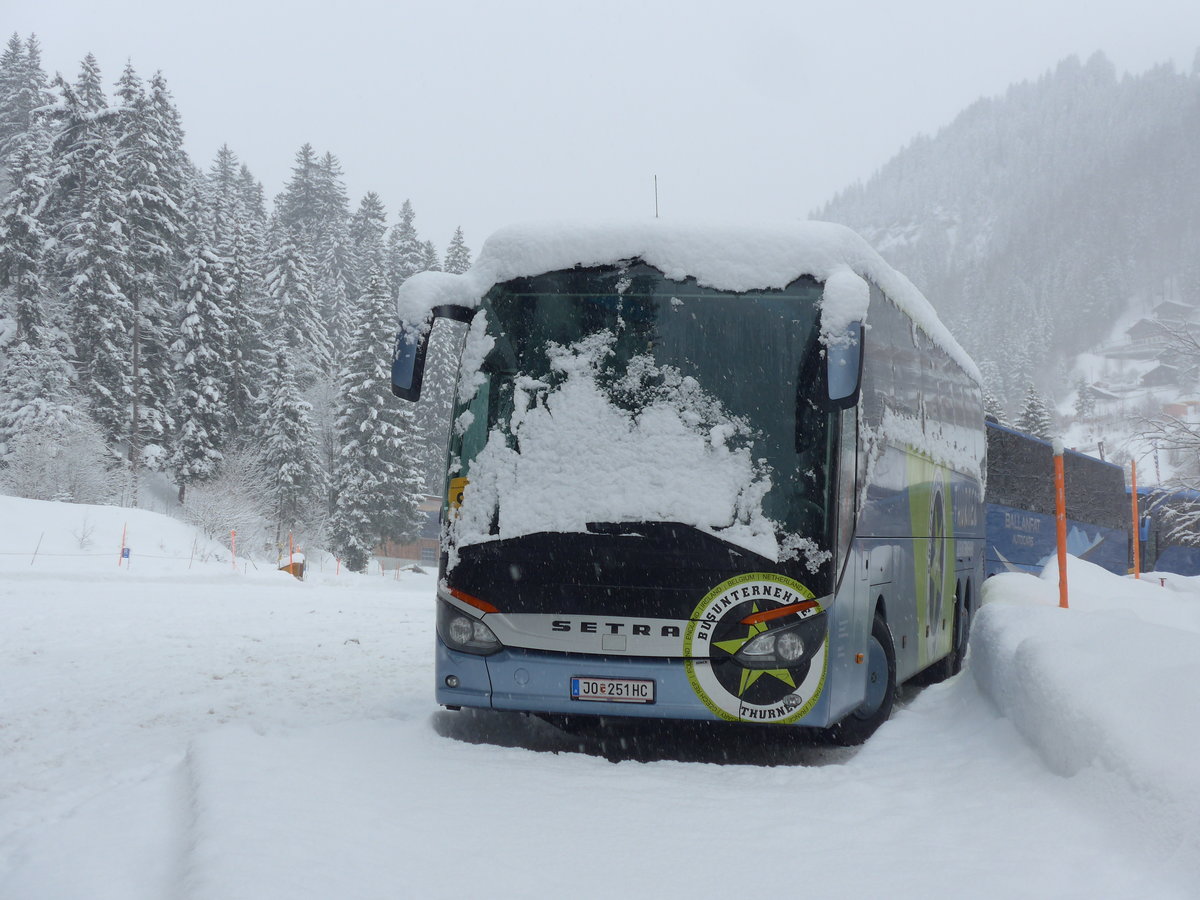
973, 557, 1200, 876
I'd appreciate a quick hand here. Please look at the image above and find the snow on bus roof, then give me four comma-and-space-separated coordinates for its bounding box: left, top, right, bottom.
396, 219, 980, 382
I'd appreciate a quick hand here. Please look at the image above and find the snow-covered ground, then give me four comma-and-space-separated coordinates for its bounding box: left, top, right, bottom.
1, 496, 1198, 899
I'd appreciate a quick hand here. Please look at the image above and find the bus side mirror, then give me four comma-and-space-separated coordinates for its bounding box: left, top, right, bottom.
391, 304, 477, 402
827, 321, 864, 406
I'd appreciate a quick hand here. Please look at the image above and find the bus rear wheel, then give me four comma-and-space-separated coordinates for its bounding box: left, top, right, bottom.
826, 613, 896, 746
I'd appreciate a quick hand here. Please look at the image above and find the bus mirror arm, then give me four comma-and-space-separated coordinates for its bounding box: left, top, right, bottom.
391, 304, 477, 402
827, 321, 864, 407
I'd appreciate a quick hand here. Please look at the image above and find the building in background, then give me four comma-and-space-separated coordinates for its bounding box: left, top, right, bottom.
378, 495, 440, 566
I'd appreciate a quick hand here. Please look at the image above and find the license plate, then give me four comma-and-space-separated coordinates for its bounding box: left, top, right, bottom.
570, 676, 655, 704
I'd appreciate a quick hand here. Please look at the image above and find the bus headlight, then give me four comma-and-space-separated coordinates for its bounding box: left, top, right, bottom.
437, 601, 502, 655
734, 612, 826, 670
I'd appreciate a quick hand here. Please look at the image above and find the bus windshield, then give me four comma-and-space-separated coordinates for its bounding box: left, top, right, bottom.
446, 263, 834, 569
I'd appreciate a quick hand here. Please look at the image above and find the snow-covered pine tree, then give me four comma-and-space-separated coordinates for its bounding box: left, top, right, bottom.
316, 233, 353, 366
0, 123, 51, 343
420, 239, 440, 273
170, 240, 230, 502
237, 163, 268, 238
0, 338, 84, 458
263, 230, 330, 387
348, 192, 387, 293
275, 143, 321, 256
60, 125, 134, 448
148, 71, 188, 186
0, 34, 23, 150
115, 65, 187, 480
47, 54, 112, 223
234, 160, 270, 306
327, 473, 373, 571
311, 152, 352, 364
328, 266, 424, 571
258, 341, 324, 544
314, 152, 348, 222
205, 144, 240, 246
0, 34, 52, 162
45, 55, 116, 334
983, 390, 1007, 425
385, 199, 424, 296
221, 227, 266, 436
0, 408, 116, 504
1014, 383, 1055, 440
442, 226, 471, 274
203, 146, 266, 436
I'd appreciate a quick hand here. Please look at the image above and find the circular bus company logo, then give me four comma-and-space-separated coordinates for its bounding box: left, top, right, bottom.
683, 573, 827, 724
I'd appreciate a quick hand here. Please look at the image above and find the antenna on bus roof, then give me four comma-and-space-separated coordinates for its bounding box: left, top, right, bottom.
654, 175, 659, 218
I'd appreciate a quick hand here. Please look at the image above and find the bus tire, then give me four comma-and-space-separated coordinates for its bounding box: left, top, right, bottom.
827, 613, 896, 746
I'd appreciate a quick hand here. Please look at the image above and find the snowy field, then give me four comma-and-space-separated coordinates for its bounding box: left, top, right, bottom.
1, 496, 1198, 899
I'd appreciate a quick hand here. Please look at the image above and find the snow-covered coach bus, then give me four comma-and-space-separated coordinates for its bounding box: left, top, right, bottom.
391, 222, 985, 744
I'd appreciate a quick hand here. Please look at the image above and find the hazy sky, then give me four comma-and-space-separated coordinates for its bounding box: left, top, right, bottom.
10, 1, 1200, 254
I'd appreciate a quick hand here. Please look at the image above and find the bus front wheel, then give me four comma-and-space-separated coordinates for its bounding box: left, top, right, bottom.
827, 613, 897, 746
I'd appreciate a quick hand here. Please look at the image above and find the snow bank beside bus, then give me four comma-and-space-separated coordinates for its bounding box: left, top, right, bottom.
972, 558, 1200, 873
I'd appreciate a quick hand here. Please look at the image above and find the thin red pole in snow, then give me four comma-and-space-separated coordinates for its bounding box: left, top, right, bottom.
1131, 459, 1141, 580
1053, 439, 1069, 609
289, 531, 294, 570
336, 557, 340, 575
118, 522, 127, 568
231, 530, 237, 571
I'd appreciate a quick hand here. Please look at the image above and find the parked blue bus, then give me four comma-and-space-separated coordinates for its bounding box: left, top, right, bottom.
984, 420, 1129, 577
1133, 487, 1200, 575
392, 222, 986, 744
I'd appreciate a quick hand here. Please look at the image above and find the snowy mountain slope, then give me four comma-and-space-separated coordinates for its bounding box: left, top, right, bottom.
1, 496, 1199, 897
817, 53, 1200, 415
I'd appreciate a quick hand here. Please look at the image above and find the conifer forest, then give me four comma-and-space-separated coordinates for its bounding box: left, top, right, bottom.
0, 36, 469, 569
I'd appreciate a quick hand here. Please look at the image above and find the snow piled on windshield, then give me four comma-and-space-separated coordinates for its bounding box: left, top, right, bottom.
449, 329, 785, 564
396, 219, 979, 382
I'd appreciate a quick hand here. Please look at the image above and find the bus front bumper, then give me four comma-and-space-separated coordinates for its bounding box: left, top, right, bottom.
434, 640, 830, 725
436, 641, 725, 721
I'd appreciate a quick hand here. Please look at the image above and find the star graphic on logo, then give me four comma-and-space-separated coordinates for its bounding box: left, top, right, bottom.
711, 603, 798, 696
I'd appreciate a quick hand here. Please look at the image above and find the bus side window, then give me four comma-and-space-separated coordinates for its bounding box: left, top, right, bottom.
455, 375, 493, 476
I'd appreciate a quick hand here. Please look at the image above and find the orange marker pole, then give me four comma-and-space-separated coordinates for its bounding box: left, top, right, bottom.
1130, 459, 1141, 580
289, 531, 294, 570
1053, 438, 1069, 609
231, 529, 237, 571
118, 522, 127, 568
